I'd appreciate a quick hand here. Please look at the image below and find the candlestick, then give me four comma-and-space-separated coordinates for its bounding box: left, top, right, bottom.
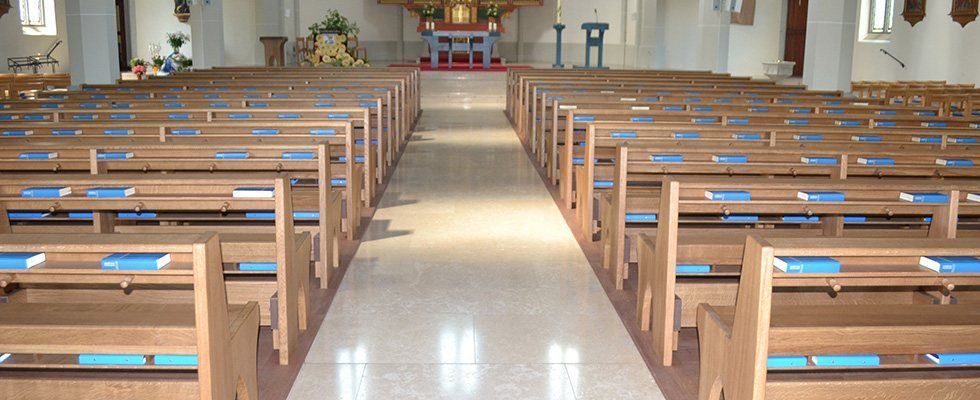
556, 0, 562, 24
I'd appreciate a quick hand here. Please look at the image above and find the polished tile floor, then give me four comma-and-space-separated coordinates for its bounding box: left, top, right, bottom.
288, 71, 664, 400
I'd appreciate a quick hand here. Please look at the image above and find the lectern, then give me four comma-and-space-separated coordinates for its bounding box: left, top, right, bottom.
576, 22, 609, 69
259, 36, 288, 67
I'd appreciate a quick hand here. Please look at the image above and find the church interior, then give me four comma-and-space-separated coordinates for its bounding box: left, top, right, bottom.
1, 0, 980, 399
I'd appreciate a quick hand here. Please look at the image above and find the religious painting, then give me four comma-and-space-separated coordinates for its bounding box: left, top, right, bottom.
0, 0, 11, 20
730, 0, 756, 25
950, 0, 979, 27
901, 0, 926, 26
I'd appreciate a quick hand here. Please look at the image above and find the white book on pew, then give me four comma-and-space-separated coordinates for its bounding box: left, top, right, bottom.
600, 90, 615, 94
232, 187, 275, 198
0, 353, 10, 364
631, 106, 650, 111
558, 105, 577, 110
620, 97, 637, 102
967, 193, 980, 203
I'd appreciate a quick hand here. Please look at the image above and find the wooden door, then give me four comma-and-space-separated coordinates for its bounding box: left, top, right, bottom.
784, 0, 808, 77
115, 0, 128, 71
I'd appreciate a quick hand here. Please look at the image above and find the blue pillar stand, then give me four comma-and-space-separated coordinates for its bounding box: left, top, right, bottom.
575, 22, 610, 69
552, 23, 566, 68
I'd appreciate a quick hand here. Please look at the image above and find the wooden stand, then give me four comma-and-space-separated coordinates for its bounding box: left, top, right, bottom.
260, 36, 288, 67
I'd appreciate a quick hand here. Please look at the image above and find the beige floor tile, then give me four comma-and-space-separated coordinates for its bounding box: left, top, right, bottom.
355, 364, 576, 400
287, 363, 366, 400
566, 363, 667, 400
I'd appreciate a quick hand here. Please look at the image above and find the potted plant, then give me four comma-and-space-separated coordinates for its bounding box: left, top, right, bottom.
151, 56, 165, 75
167, 32, 189, 54
174, 0, 190, 23
129, 58, 148, 80
420, 4, 437, 30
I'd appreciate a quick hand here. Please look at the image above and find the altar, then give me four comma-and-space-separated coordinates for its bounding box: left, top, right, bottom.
380, 0, 542, 70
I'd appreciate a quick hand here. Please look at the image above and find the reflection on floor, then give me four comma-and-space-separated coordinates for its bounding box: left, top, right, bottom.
287, 71, 665, 399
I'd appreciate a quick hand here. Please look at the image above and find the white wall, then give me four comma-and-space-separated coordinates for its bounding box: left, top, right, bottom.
727, 0, 783, 78
0, 0, 70, 72
852, 0, 980, 84
223, 0, 261, 66
661, 0, 699, 70
129, 0, 192, 61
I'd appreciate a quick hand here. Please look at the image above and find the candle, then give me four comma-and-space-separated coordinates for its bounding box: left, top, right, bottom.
556, 0, 562, 24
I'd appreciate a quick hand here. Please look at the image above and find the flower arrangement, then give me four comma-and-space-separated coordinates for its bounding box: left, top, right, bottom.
129, 57, 148, 69
485, 4, 501, 19
167, 32, 190, 53
151, 55, 166, 75
420, 4, 438, 19
308, 9, 360, 37
307, 34, 369, 68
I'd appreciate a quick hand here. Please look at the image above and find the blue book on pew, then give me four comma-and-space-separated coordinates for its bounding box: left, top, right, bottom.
154, 355, 198, 366
40, 103, 62, 109
251, 129, 279, 135
101, 253, 171, 270
360, 102, 378, 108
109, 114, 134, 120
824, 109, 845, 114
278, 113, 301, 119
747, 98, 765, 104
0, 115, 15, 121
664, 105, 684, 111
875, 121, 897, 127
857, 157, 894, 166
721, 215, 758, 222
249, 102, 269, 108
111, 103, 131, 109
594, 180, 614, 189
950, 137, 977, 144
926, 353, 980, 365
651, 154, 683, 163
692, 106, 712, 112
899, 192, 948, 203
749, 107, 769, 113
171, 129, 200, 135
785, 119, 809, 125
625, 213, 657, 222
684, 97, 701, 102
793, 134, 822, 141
922, 122, 947, 128
244, 94, 261, 99
876, 110, 897, 115
78, 103, 99, 109
283, 152, 315, 160
732, 133, 761, 140
712, 155, 747, 163
798, 191, 845, 202
714, 98, 732, 103
215, 151, 249, 160
161, 94, 180, 99
768, 356, 808, 368
328, 113, 350, 119
271, 93, 290, 98
777, 99, 793, 104
773, 256, 841, 274
69, 212, 94, 219
631, 117, 654, 123
240, 262, 277, 271
338, 156, 366, 163
354, 139, 379, 145
79, 354, 147, 366
245, 212, 274, 219
676, 264, 710, 274
674, 132, 700, 139
357, 94, 373, 99
851, 135, 882, 142
572, 115, 595, 122
310, 128, 337, 135
810, 354, 879, 367
209, 102, 230, 108
0, 252, 46, 269
19, 152, 58, 160
2, 130, 32, 136
164, 102, 185, 108
315, 102, 335, 108
86, 187, 135, 198
294, 211, 320, 219
782, 215, 820, 223
315, 94, 333, 99
801, 156, 837, 165
936, 159, 974, 167
97, 151, 133, 160
21, 187, 71, 198
728, 118, 750, 125
913, 136, 941, 144
8, 211, 50, 219
118, 211, 157, 219
229, 113, 251, 119
790, 108, 812, 114
919, 256, 980, 273
611, 131, 638, 138
705, 190, 750, 201
692, 117, 717, 124
23, 115, 46, 121
331, 178, 347, 186
844, 216, 867, 223
837, 120, 861, 127
103, 129, 133, 136
168, 114, 190, 120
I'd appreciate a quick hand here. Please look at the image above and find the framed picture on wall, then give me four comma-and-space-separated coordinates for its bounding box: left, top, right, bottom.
0, 0, 11, 20
950, 0, 979, 27
902, 0, 926, 26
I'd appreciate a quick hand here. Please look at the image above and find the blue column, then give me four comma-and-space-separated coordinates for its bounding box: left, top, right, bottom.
576, 22, 609, 69
552, 24, 565, 68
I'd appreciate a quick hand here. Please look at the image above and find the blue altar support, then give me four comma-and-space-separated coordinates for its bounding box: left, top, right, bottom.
421, 30, 502, 69
575, 22, 610, 69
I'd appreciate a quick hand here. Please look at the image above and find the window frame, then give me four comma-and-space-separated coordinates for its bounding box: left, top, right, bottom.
867, 0, 894, 35
19, 0, 46, 27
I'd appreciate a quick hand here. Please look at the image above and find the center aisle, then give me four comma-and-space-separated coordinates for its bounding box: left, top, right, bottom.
289, 71, 665, 400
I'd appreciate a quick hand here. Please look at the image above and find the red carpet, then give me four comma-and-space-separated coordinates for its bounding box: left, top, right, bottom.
389, 62, 532, 72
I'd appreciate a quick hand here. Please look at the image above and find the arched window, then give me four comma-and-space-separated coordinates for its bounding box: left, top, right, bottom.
19, 0, 44, 26
19, 0, 55, 36
867, 0, 894, 34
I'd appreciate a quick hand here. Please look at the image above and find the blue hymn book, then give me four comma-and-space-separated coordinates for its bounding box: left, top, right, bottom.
101, 253, 172, 270
899, 192, 948, 203
78, 354, 147, 366
86, 187, 135, 198
0, 252, 46, 269
918, 256, 980, 273
773, 256, 841, 274
21, 187, 71, 198
797, 191, 845, 202
704, 191, 751, 201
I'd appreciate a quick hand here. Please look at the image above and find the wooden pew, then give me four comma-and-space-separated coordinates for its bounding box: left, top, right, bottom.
0, 174, 314, 365
0, 232, 260, 400
633, 177, 972, 366
698, 236, 980, 400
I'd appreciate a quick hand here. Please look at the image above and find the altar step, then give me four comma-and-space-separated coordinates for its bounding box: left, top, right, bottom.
420, 54, 502, 64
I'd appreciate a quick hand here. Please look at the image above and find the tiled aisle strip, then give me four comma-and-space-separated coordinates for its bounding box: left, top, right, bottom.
288, 71, 665, 400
